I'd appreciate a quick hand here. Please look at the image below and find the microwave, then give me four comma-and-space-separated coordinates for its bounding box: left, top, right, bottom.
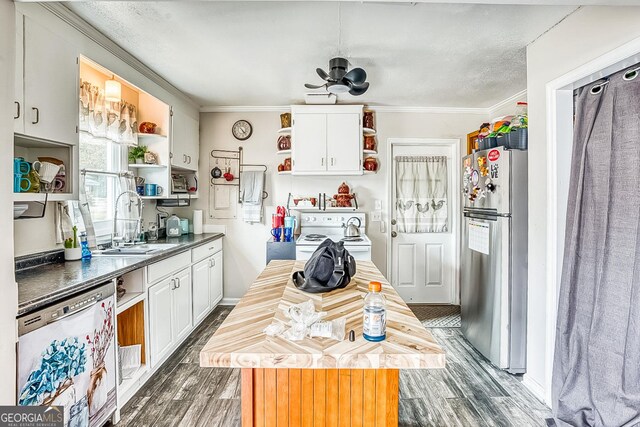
171, 175, 188, 193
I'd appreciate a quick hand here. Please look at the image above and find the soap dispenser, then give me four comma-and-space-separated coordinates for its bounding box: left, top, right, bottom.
166, 215, 182, 237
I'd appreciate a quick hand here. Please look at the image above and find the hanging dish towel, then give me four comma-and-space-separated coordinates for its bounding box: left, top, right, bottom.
241, 171, 264, 223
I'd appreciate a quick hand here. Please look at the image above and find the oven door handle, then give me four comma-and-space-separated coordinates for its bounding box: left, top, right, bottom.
47, 300, 99, 324
343, 247, 370, 252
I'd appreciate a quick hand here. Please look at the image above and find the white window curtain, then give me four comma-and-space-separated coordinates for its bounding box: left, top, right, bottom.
79, 79, 138, 146
395, 155, 448, 233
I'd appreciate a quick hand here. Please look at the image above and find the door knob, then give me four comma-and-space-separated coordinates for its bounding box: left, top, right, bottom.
391, 231, 397, 238
391, 219, 397, 226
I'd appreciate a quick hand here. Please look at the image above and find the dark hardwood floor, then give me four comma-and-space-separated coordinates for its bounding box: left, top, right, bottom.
115, 306, 551, 426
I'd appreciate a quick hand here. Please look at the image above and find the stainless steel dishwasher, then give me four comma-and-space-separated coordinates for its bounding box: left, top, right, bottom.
17, 282, 117, 427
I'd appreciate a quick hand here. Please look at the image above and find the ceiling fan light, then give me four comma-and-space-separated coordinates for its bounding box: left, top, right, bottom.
327, 84, 350, 94
105, 76, 122, 103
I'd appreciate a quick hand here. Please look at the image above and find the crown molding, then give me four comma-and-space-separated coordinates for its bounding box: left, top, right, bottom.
366, 105, 487, 114
200, 106, 291, 113
200, 92, 528, 115
200, 105, 488, 114
487, 89, 527, 115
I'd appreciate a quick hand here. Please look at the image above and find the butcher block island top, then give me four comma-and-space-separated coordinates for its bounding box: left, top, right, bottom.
200, 260, 445, 369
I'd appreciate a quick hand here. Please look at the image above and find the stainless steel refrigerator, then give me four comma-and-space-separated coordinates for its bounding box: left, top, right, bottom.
461, 146, 528, 374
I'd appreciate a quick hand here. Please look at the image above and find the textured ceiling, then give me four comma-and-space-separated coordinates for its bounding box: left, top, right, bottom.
64, 2, 576, 108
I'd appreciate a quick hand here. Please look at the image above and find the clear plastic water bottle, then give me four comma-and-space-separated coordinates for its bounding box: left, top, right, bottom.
80, 232, 92, 260
363, 281, 386, 342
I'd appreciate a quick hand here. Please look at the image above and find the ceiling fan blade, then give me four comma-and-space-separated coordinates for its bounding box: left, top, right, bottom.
316, 68, 332, 82
348, 82, 369, 96
344, 68, 367, 85
305, 83, 327, 89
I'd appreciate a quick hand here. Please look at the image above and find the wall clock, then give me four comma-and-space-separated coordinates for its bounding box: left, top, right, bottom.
232, 119, 253, 141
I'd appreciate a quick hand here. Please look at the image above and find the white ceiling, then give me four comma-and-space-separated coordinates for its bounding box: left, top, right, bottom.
64, 2, 577, 108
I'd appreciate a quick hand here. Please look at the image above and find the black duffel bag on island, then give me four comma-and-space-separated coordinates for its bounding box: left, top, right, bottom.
292, 239, 357, 293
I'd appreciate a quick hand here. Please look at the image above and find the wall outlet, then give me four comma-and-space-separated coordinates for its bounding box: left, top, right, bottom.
374, 199, 382, 211
371, 210, 382, 222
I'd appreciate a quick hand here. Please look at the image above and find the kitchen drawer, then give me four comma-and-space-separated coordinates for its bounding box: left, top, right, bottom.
147, 251, 191, 285
192, 239, 222, 263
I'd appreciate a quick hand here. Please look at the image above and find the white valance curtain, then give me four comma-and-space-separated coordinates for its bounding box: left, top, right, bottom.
395, 156, 448, 233
79, 80, 138, 146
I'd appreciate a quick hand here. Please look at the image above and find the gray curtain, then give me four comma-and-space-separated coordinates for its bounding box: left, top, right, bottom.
553, 66, 640, 426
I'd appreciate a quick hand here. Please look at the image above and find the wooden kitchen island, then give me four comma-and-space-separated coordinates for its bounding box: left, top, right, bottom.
200, 260, 445, 426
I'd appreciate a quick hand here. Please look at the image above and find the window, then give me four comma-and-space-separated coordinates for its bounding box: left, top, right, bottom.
78, 133, 127, 240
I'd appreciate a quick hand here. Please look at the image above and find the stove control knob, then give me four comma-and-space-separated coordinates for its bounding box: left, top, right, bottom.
310, 217, 316, 222
304, 217, 311, 221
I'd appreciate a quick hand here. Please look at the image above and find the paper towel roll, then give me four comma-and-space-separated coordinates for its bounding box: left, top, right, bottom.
193, 210, 203, 235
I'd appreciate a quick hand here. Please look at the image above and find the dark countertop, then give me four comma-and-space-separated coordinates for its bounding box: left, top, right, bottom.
15, 233, 224, 317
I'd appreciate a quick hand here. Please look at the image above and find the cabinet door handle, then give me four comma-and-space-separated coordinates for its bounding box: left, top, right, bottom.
188, 156, 192, 164
170, 278, 177, 290
14, 102, 20, 119
183, 154, 187, 163
176, 277, 181, 288
31, 107, 39, 124
321, 158, 324, 166
331, 158, 334, 166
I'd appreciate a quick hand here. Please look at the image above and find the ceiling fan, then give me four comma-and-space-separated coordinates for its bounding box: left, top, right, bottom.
305, 57, 369, 96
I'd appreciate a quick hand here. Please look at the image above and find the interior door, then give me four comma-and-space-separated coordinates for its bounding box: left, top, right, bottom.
326, 113, 361, 173
192, 258, 211, 325
172, 268, 193, 343
148, 277, 174, 367
23, 16, 78, 144
391, 143, 457, 303
292, 113, 326, 173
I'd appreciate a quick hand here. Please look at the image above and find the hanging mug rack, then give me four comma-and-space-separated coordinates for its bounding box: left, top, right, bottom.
210, 147, 268, 203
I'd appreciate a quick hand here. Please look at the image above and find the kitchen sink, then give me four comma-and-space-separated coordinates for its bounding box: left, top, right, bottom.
94, 243, 180, 256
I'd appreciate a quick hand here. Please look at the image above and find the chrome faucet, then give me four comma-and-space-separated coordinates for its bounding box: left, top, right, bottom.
113, 190, 144, 247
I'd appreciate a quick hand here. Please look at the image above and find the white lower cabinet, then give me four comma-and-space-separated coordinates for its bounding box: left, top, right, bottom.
192, 258, 212, 325
148, 267, 192, 368
148, 276, 174, 367
191, 249, 223, 327
210, 251, 223, 307
148, 240, 223, 370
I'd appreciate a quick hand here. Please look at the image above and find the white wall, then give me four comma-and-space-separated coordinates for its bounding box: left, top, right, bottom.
1, 0, 18, 404
193, 110, 492, 300
525, 5, 640, 404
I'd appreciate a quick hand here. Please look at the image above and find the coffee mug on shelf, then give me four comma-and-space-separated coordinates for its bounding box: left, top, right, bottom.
32, 161, 60, 184
144, 184, 163, 197
136, 185, 145, 196
14, 158, 30, 175
14, 174, 31, 193
271, 227, 282, 242
283, 227, 293, 242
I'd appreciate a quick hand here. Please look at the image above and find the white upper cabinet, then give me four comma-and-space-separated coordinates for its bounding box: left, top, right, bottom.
291, 113, 327, 173
171, 107, 199, 172
18, 16, 79, 145
326, 113, 361, 173
14, 12, 24, 135
291, 105, 363, 175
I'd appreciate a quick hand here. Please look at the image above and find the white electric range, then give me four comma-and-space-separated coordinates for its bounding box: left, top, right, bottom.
296, 212, 372, 261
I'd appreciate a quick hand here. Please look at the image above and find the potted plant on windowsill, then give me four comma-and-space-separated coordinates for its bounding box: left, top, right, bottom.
128, 145, 148, 165
64, 226, 81, 261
